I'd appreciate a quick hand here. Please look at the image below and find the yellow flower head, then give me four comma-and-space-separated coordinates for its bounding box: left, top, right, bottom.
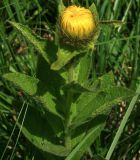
60, 5, 96, 40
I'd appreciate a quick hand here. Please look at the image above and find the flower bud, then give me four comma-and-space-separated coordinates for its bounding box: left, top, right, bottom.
59, 5, 97, 42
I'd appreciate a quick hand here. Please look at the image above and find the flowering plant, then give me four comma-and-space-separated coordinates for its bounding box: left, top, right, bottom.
2, 1, 134, 159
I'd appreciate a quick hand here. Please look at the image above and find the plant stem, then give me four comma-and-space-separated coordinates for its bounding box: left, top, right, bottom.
105, 84, 140, 160
64, 63, 74, 149
65, 91, 73, 148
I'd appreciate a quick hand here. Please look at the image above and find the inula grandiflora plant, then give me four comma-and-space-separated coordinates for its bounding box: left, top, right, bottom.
2, 1, 135, 159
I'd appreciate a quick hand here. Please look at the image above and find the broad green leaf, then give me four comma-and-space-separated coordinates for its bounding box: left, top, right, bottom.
19, 106, 69, 157
36, 56, 66, 116
68, 72, 114, 128
9, 21, 57, 64
3, 72, 63, 118
66, 119, 105, 160
3, 72, 39, 95
51, 45, 82, 70
75, 72, 115, 114
71, 115, 106, 149
72, 86, 134, 128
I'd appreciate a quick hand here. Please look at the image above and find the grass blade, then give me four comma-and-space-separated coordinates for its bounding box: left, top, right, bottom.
0, 101, 25, 160
105, 84, 140, 160
9, 103, 29, 160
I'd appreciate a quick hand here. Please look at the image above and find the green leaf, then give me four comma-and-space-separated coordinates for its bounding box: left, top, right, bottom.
72, 86, 134, 128
73, 52, 92, 84
89, 2, 99, 20
36, 56, 65, 97
89, 2, 100, 46
60, 53, 96, 92
79, 71, 115, 92
97, 71, 115, 88
74, 72, 114, 114
66, 119, 105, 160
3, 72, 63, 118
71, 129, 86, 149
62, 82, 94, 93
36, 56, 66, 117
57, 0, 65, 14
71, 115, 105, 148
9, 21, 57, 64
51, 45, 82, 71
70, 71, 133, 128
3, 72, 39, 95
36, 92, 64, 119
19, 106, 69, 157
